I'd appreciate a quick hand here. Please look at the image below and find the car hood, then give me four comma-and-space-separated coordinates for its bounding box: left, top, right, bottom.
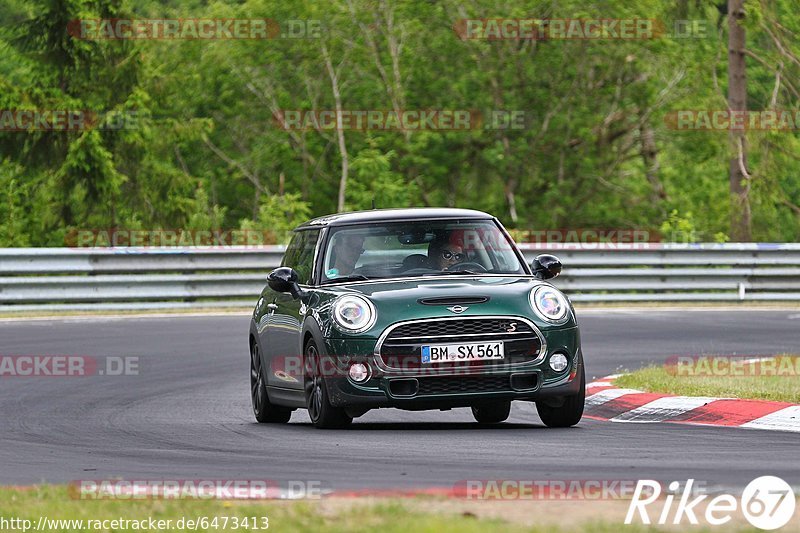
346, 275, 540, 299
320, 275, 572, 334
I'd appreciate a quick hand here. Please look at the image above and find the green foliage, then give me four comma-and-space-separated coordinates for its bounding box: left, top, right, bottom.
660, 209, 698, 243
1, 0, 799, 246
241, 192, 311, 244
347, 147, 417, 211
185, 185, 227, 231
0, 160, 31, 246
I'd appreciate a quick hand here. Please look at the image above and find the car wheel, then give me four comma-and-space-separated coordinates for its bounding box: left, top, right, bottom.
471, 401, 511, 424
305, 339, 352, 429
535, 365, 585, 428
250, 340, 292, 423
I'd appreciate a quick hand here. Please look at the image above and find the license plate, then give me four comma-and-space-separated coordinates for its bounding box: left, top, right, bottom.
420, 341, 505, 363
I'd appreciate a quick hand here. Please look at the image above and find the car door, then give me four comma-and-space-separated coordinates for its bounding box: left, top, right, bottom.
266, 229, 319, 391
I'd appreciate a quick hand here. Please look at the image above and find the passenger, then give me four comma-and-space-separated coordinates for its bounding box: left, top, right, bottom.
328, 233, 365, 277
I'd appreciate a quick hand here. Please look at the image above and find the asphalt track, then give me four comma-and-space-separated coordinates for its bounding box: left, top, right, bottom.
0, 309, 798, 490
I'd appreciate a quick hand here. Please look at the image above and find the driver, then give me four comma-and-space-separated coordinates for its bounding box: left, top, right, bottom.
429, 238, 465, 270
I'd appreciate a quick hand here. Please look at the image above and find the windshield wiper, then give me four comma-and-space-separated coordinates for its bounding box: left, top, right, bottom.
429, 269, 481, 276
321, 274, 370, 284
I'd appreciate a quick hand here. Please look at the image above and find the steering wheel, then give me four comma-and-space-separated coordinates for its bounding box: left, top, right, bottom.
445, 262, 488, 273
402, 267, 437, 275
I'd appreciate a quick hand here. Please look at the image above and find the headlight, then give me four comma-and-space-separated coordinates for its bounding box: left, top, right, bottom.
332, 295, 376, 333
529, 286, 569, 323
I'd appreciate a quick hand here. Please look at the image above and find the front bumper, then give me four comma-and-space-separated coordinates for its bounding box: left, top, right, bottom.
320, 326, 583, 409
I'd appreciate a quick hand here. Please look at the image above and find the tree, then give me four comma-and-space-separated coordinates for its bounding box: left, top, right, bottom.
728, 0, 751, 241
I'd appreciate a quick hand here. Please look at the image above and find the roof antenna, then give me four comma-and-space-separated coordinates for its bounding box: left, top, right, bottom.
371, 199, 376, 210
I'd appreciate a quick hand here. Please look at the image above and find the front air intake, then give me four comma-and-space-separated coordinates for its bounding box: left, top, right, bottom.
417, 296, 489, 306
510, 373, 539, 391
388, 378, 419, 397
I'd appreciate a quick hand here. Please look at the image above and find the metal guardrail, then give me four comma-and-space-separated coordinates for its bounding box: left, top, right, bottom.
519, 243, 800, 302
1, 244, 799, 311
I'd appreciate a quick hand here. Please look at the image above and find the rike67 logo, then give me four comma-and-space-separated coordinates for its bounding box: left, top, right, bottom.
626, 476, 796, 530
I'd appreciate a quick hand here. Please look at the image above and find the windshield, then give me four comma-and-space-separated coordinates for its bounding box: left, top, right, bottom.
320, 219, 525, 283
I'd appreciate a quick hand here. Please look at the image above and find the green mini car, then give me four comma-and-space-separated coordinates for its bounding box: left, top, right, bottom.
248, 208, 584, 428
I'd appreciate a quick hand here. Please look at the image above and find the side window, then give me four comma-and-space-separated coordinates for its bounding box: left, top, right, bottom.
281, 232, 304, 270
281, 230, 319, 284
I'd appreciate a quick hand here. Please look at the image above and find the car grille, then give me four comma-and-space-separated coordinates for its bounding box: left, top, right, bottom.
388, 318, 532, 338
416, 374, 510, 395
387, 373, 540, 397
377, 317, 543, 370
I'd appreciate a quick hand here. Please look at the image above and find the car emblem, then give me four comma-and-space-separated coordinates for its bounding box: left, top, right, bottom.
506, 322, 518, 333
446, 305, 468, 314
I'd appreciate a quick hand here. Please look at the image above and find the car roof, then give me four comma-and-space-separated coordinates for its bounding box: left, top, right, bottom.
295, 208, 495, 229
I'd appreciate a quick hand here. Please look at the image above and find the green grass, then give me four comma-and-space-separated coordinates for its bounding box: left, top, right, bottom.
3, 487, 507, 533
615, 356, 800, 403
0, 486, 756, 532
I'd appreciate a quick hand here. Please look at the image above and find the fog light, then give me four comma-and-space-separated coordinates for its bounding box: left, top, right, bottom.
348, 363, 370, 382
549, 353, 569, 372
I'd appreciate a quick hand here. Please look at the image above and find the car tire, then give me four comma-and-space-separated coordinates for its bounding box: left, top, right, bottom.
535, 364, 585, 428
305, 339, 352, 429
250, 340, 292, 423
471, 401, 511, 424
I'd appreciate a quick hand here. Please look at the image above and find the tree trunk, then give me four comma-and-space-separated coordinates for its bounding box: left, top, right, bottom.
322, 44, 349, 212
639, 124, 666, 212
728, 0, 751, 241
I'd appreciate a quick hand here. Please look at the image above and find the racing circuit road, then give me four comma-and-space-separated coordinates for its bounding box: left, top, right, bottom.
0, 309, 798, 491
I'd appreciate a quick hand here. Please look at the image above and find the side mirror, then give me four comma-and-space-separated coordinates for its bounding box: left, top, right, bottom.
267, 267, 306, 300
531, 254, 562, 280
